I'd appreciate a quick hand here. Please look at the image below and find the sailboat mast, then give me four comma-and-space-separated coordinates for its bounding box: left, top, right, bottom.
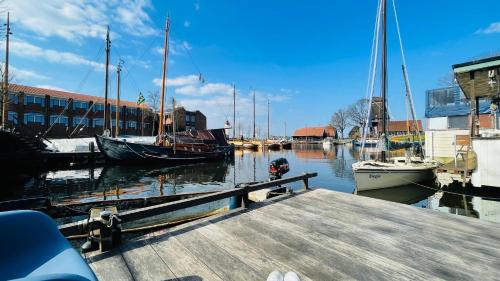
158, 17, 170, 143
103, 26, 110, 133
253, 89, 256, 139
172, 97, 176, 153
381, 0, 388, 162
233, 84, 236, 139
267, 99, 270, 140
115, 61, 122, 137
1, 12, 10, 127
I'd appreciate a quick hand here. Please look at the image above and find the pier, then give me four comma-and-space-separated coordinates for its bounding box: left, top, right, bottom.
85, 188, 500, 280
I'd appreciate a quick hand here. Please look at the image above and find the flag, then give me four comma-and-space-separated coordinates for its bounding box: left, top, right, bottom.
137, 92, 145, 105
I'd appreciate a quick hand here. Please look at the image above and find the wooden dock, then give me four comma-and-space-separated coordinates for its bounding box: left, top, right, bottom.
85, 188, 500, 280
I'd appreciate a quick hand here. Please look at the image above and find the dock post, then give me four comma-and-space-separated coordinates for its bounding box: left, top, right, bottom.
89, 142, 95, 166
240, 184, 249, 208
302, 173, 309, 190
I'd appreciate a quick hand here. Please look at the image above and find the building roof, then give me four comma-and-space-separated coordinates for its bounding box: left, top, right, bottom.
9, 84, 148, 109
387, 120, 423, 132
292, 126, 335, 137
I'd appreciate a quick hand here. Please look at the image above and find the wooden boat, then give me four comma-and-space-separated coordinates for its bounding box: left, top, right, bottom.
242, 142, 258, 150
280, 140, 292, 149
95, 17, 229, 165
352, 0, 438, 191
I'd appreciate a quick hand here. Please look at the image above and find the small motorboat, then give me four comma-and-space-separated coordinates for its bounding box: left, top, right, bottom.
242, 142, 259, 150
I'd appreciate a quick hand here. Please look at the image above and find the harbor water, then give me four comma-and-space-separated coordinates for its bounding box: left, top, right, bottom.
3, 144, 500, 223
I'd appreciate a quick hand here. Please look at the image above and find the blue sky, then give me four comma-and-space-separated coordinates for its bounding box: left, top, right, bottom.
3, 0, 500, 137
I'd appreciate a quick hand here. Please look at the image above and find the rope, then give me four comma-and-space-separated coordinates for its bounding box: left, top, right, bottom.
391, 0, 423, 149
69, 102, 96, 137
361, 0, 382, 158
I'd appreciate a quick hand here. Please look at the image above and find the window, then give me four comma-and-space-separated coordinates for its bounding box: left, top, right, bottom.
8, 93, 18, 104
73, 100, 88, 110
191, 115, 196, 122
24, 95, 45, 106
8, 111, 17, 124
127, 107, 137, 115
111, 119, 123, 128
448, 116, 468, 129
50, 115, 69, 125
73, 117, 88, 126
111, 106, 123, 113
144, 123, 151, 129
24, 112, 45, 125
50, 98, 67, 108
128, 121, 137, 129
93, 118, 104, 127
93, 103, 105, 112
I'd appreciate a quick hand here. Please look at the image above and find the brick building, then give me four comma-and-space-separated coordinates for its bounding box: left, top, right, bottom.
165, 107, 207, 132
292, 125, 336, 141
4, 84, 154, 138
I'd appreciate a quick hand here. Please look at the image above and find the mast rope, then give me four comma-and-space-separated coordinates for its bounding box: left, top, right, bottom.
361, 0, 382, 159
391, 0, 424, 150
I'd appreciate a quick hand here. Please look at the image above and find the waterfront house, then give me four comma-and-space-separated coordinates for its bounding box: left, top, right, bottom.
292, 125, 336, 142
165, 107, 207, 132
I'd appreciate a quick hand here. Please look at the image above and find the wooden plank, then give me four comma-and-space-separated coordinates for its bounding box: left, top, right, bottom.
268, 198, 496, 279
169, 224, 265, 280
192, 221, 314, 281
86, 250, 134, 281
151, 231, 224, 281
203, 210, 351, 280
286, 190, 500, 266
120, 237, 178, 281
233, 208, 435, 280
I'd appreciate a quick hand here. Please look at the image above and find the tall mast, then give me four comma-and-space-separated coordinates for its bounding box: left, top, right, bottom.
158, 17, 170, 144
284, 121, 287, 138
103, 26, 111, 133
267, 99, 270, 139
172, 97, 176, 153
253, 89, 256, 139
115, 60, 122, 137
233, 84, 236, 139
381, 0, 388, 162
2, 12, 10, 127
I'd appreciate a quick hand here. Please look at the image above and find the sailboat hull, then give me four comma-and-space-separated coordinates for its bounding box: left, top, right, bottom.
95, 135, 226, 164
352, 161, 437, 191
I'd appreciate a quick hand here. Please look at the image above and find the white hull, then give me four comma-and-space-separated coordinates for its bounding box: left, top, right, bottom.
352, 159, 438, 191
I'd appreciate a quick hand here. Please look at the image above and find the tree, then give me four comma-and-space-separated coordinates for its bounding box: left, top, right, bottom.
347, 98, 369, 129
147, 90, 160, 114
438, 70, 457, 87
330, 108, 348, 139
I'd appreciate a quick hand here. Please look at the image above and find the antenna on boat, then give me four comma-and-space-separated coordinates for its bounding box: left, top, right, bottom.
267, 99, 270, 140
115, 59, 123, 137
158, 16, 170, 145
1, 12, 10, 127
103, 26, 111, 134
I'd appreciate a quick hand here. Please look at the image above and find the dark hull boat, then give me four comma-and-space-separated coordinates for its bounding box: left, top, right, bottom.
96, 135, 228, 165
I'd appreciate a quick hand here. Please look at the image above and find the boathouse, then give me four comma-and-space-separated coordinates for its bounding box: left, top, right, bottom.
292, 125, 336, 142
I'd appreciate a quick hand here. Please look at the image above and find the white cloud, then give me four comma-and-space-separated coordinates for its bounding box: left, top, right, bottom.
5, 0, 157, 42
153, 40, 193, 56
10, 39, 112, 71
10, 66, 49, 81
153, 74, 200, 87
184, 20, 191, 28
35, 84, 67, 91
476, 22, 500, 34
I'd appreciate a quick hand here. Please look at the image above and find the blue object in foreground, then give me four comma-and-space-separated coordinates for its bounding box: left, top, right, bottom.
0, 210, 97, 281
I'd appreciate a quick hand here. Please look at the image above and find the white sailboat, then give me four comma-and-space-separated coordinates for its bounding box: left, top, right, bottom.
352, 0, 439, 191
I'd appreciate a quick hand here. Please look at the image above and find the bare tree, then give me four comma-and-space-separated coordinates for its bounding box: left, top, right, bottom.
330, 108, 348, 139
438, 70, 457, 87
347, 98, 369, 129
147, 90, 160, 113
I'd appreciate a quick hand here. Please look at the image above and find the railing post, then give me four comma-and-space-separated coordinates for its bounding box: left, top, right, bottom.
240, 184, 249, 208
302, 173, 309, 190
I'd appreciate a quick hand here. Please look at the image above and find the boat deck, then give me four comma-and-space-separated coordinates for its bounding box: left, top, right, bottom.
86, 188, 500, 280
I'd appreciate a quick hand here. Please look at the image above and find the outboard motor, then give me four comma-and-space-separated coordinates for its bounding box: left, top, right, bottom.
269, 158, 290, 180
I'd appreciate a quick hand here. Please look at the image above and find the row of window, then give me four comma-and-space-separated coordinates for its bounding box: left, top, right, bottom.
9, 111, 147, 129
18, 95, 140, 114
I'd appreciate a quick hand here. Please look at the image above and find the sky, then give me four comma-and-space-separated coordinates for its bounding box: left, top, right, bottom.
2, 0, 500, 137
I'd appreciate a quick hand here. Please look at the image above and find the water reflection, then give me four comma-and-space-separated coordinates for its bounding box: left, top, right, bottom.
2, 144, 500, 223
